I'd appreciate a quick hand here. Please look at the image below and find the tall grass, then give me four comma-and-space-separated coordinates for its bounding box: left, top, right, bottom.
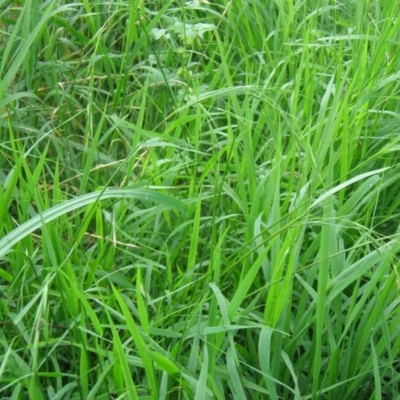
1, 0, 400, 398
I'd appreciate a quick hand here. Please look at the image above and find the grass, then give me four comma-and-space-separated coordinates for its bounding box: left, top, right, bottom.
1, 0, 400, 398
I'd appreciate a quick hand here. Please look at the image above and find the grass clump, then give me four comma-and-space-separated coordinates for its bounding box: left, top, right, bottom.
1, 0, 400, 398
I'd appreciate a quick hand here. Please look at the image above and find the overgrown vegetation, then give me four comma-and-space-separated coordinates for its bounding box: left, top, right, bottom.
1, 0, 400, 398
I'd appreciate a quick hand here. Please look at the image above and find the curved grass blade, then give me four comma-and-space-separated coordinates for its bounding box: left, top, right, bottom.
0, 188, 186, 259
310, 167, 389, 209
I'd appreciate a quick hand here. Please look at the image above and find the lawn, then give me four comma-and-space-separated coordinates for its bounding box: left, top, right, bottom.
1, 0, 400, 399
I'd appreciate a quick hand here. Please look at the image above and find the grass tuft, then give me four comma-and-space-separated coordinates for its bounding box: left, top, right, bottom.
1, 0, 400, 398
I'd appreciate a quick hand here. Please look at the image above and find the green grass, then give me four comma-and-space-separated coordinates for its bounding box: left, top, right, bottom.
1, 0, 400, 398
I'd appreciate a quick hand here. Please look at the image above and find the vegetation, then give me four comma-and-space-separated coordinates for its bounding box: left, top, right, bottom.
1, 0, 400, 398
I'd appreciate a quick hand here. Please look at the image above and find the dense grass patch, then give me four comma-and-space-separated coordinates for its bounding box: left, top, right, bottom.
1, 0, 400, 398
